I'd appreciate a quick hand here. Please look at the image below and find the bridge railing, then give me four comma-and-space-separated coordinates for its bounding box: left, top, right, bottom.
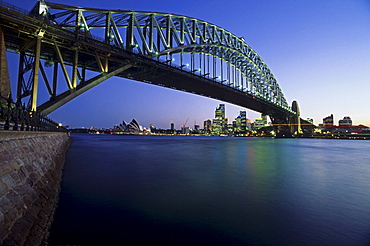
0, 94, 68, 132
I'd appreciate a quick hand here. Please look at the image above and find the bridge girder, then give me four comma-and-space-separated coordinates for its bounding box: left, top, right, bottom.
0, 0, 301, 126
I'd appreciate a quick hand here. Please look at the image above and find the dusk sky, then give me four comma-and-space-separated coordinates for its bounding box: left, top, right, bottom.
7, 0, 370, 129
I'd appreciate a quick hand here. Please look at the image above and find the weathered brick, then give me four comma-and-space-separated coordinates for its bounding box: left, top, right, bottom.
0, 142, 11, 151
0, 179, 9, 197
3, 207, 19, 229
22, 194, 34, 209
9, 172, 21, 185
17, 169, 27, 181
1, 173, 16, 189
34, 179, 44, 190
6, 189, 22, 206
20, 215, 33, 232
0, 153, 7, 163
0, 219, 10, 240
8, 141, 18, 149
14, 202, 26, 218
17, 139, 28, 147
0, 162, 12, 176
0, 195, 12, 213
15, 157, 24, 167
27, 172, 40, 187
24, 164, 35, 175
13, 183, 29, 197
20, 146, 30, 154
23, 207, 38, 224
7, 160, 19, 171
19, 165, 30, 178
1, 149, 13, 159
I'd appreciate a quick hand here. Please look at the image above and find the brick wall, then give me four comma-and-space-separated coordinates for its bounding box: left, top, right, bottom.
0, 131, 70, 245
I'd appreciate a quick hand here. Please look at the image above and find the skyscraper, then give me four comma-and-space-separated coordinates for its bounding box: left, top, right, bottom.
240, 111, 247, 132
170, 122, 175, 131
215, 104, 225, 119
212, 104, 228, 135
204, 119, 211, 132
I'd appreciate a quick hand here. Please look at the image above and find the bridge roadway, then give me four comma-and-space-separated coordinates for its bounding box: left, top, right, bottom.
0, 1, 314, 136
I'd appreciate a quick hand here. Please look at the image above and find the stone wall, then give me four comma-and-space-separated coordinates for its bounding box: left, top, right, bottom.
0, 131, 71, 245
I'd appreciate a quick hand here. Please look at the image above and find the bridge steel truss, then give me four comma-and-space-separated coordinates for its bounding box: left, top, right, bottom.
0, 0, 305, 136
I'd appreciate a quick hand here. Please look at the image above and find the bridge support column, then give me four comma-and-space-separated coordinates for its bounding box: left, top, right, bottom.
0, 27, 11, 100
31, 37, 41, 111
290, 100, 302, 136
270, 113, 292, 138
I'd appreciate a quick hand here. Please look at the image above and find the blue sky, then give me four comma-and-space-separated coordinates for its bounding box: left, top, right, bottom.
7, 0, 370, 129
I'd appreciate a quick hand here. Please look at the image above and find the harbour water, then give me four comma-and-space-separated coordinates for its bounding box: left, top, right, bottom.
49, 134, 370, 245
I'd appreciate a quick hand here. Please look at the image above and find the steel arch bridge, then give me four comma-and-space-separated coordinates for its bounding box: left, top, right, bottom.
0, 0, 310, 136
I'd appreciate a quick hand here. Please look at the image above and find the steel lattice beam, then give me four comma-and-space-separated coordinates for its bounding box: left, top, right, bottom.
0, 0, 304, 127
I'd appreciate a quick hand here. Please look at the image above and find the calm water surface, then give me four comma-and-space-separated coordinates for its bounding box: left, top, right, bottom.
49, 134, 370, 245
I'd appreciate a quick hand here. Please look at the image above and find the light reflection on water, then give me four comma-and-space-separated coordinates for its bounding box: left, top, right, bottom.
49, 135, 370, 245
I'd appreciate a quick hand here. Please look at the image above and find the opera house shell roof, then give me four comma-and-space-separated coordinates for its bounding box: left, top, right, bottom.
117, 119, 143, 133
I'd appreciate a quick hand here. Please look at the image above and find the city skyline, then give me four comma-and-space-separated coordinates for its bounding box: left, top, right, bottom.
115, 106, 363, 132
6, 0, 370, 128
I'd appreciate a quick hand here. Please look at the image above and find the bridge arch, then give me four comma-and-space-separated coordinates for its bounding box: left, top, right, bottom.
0, 0, 306, 136
30, 1, 290, 111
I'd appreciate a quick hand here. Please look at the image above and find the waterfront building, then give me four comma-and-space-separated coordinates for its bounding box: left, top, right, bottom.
211, 104, 228, 135
227, 124, 234, 134
234, 117, 241, 132
181, 126, 190, 135
240, 111, 247, 131
204, 119, 211, 132
323, 114, 334, 127
150, 124, 155, 131
116, 119, 143, 133
194, 124, 200, 133
246, 118, 252, 131
234, 111, 249, 133
211, 118, 223, 135
339, 116, 352, 127
253, 115, 268, 130
170, 122, 175, 131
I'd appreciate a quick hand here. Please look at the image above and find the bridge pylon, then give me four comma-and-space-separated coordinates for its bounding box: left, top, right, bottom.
0, 27, 11, 101
290, 100, 302, 136
268, 100, 302, 138
269, 113, 292, 138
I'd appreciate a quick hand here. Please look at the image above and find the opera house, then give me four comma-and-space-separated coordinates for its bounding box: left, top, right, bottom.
115, 119, 143, 133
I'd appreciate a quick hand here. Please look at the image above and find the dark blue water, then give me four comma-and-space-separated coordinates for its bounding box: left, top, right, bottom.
49, 134, 370, 245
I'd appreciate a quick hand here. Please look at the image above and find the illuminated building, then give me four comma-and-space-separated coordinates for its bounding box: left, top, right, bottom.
117, 119, 143, 133
181, 126, 190, 134
246, 119, 252, 131
211, 104, 228, 135
253, 115, 268, 130
204, 119, 211, 132
240, 111, 247, 131
339, 116, 352, 127
234, 111, 249, 133
215, 104, 225, 119
323, 114, 334, 127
